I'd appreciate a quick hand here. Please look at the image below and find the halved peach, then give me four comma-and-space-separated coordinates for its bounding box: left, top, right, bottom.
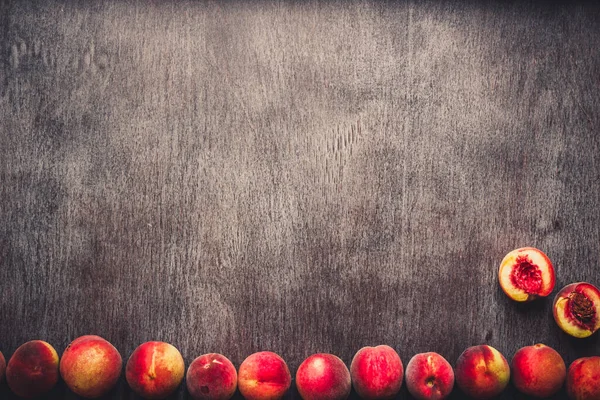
498, 247, 555, 302
553, 282, 600, 338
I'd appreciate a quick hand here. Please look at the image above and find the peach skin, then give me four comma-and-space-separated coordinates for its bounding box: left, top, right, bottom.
350, 345, 403, 400
512, 344, 566, 398
296, 353, 351, 400
6, 340, 59, 398
60, 335, 122, 398
405, 352, 454, 400
567, 356, 600, 400
187, 353, 237, 400
455, 345, 509, 399
126, 341, 185, 399
238, 351, 291, 400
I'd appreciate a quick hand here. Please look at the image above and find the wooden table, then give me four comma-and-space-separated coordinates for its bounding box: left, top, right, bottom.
1, 1, 599, 398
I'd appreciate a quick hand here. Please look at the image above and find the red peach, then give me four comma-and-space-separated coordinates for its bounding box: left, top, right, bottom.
455, 345, 510, 399
350, 345, 403, 400
405, 352, 454, 400
566, 356, 600, 400
126, 341, 185, 399
6, 340, 59, 398
512, 343, 566, 398
0, 350, 5, 383
238, 351, 291, 400
498, 247, 555, 302
296, 353, 351, 400
187, 353, 237, 400
60, 335, 122, 398
553, 282, 600, 338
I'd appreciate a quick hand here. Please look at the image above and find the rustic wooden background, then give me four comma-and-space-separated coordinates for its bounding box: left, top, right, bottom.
1, 0, 599, 399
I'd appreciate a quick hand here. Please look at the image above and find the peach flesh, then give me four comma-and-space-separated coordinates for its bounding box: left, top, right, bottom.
60, 335, 122, 399
350, 345, 403, 400
511, 257, 542, 293
553, 282, 600, 338
126, 341, 185, 399
511, 344, 566, 398
0, 351, 5, 383
187, 353, 237, 400
6, 340, 60, 398
296, 353, 351, 400
567, 356, 600, 400
238, 351, 291, 400
498, 247, 555, 302
455, 345, 510, 399
405, 352, 454, 400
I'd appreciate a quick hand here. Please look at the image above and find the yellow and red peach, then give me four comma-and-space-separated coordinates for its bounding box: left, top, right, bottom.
498, 247, 555, 302
455, 345, 509, 399
60, 335, 122, 399
350, 345, 403, 400
567, 356, 600, 400
6, 340, 59, 398
237, 351, 291, 400
512, 343, 566, 398
0, 350, 5, 383
553, 282, 600, 338
405, 352, 454, 400
126, 341, 185, 399
296, 353, 351, 400
187, 353, 237, 400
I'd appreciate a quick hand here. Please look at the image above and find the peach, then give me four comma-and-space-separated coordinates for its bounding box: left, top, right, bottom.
296, 353, 351, 400
238, 351, 291, 400
455, 345, 509, 399
553, 282, 600, 338
0, 350, 5, 383
350, 345, 403, 400
498, 247, 555, 302
126, 341, 185, 399
512, 343, 566, 398
6, 340, 59, 398
60, 335, 122, 398
567, 356, 600, 400
405, 352, 454, 400
187, 353, 237, 400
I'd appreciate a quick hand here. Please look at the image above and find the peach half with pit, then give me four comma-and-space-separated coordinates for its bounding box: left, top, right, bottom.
296, 353, 351, 400
187, 353, 237, 400
6, 340, 60, 398
237, 351, 291, 400
405, 352, 454, 400
455, 345, 510, 399
60, 335, 122, 399
498, 247, 555, 302
567, 356, 600, 400
553, 282, 600, 338
512, 343, 566, 398
126, 341, 185, 399
350, 345, 403, 400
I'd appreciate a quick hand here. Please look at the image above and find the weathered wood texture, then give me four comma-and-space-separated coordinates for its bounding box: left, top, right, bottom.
1, 0, 600, 398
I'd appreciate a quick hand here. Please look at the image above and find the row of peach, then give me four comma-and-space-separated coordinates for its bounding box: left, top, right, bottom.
0, 336, 598, 400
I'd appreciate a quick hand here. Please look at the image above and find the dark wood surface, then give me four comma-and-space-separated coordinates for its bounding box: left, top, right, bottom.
1, 1, 600, 399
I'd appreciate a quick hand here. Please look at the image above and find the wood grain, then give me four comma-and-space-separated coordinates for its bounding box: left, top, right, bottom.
1, 1, 600, 398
